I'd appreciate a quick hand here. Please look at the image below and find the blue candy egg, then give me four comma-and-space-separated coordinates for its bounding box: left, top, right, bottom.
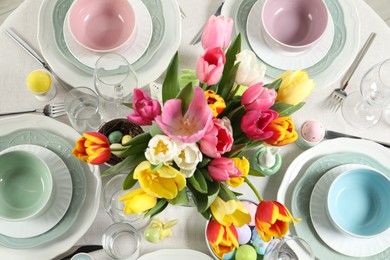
251, 228, 272, 255
222, 248, 235, 260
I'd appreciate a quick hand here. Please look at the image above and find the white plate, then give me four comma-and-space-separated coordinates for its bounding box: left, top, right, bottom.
277, 139, 390, 259
138, 249, 213, 260
63, 0, 152, 68
247, 0, 334, 71
0, 145, 72, 239
310, 164, 390, 257
38, 0, 181, 88
0, 115, 101, 260
222, 0, 360, 89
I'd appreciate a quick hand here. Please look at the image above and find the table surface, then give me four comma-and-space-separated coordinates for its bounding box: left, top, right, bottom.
0, 0, 390, 259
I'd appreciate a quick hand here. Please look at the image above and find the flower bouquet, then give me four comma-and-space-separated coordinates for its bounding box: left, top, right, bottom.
72, 15, 315, 258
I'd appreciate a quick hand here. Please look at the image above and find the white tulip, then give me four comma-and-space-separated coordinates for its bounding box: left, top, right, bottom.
173, 142, 203, 178
234, 50, 266, 86
145, 135, 178, 165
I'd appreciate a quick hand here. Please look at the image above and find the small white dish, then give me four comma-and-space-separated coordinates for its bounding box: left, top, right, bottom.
0, 145, 73, 239
138, 249, 213, 260
247, 0, 334, 70
310, 164, 390, 257
63, 0, 152, 68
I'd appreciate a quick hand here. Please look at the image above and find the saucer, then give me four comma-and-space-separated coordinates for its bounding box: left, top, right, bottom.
63, 0, 152, 68
246, 0, 334, 70
310, 164, 390, 257
0, 145, 72, 239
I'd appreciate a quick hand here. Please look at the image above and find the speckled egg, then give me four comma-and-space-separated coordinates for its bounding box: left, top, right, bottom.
242, 201, 257, 226
236, 225, 252, 245
300, 120, 325, 143
221, 249, 235, 260
251, 228, 272, 255
108, 130, 123, 144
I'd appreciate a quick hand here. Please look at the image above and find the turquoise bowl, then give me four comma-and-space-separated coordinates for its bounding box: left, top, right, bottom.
0, 151, 53, 221
327, 168, 390, 237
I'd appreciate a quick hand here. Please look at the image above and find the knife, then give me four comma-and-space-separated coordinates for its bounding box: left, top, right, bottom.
59, 245, 103, 260
325, 130, 390, 148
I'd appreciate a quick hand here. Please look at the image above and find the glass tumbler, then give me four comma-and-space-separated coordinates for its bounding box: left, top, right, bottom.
263, 236, 314, 260
102, 222, 141, 260
102, 174, 150, 230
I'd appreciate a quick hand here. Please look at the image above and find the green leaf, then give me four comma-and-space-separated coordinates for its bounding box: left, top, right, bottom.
188, 180, 220, 213
218, 184, 237, 201
218, 34, 242, 91
123, 171, 137, 190
122, 103, 133, 109
200, 167, 213, 182
176, 83, 194, 114
219, 62, 240, 101
145, 199, 168, 218
271, 102, 305, 117
162, 52, 180, 103
122, 132, 152, 146
150, 123, 164, 137
198, 158, 211, 168
264, 78, 282, 91
119, 143, 148, 158
200, 209, 211, 220
188, 169, 208, 194
248, 167, 266, 177
167, 188, 189, 205
101, 155, 144, 177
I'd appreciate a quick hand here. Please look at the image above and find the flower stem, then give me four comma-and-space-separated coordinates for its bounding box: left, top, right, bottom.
244, 177, 263, 202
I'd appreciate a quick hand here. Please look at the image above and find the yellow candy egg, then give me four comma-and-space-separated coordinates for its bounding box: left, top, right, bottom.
121, 135, 132, 145
26, 70, 52, 94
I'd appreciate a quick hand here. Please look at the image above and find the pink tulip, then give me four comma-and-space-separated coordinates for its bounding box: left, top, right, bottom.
127, 88, 161, 126
241, 110, 279, 140
241, 83, 277, 111
208, 157, 242, 181
200, 117, 233, 158
196, 47, 226, 85
201, 15, 234, 50
155, 87, 213, 143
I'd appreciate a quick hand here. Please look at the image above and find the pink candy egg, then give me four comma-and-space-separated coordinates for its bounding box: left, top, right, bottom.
300, 120, 325, 142
242, 201, 257, 226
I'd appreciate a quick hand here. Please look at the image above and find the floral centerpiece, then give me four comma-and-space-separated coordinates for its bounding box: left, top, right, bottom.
72, 15, 315, 258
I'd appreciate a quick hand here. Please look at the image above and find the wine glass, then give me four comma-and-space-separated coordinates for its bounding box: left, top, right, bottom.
263, 236, 314, 260
94, 53, 137, 121
341, 58, 390, 128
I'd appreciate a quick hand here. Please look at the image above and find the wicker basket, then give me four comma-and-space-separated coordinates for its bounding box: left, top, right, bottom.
98, 118, 144, 165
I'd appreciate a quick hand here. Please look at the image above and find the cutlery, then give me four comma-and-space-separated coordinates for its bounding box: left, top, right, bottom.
190, 1, 225, 45
0, 103, 66, 117
325, 130, 390, 148
4, 28, 71, 90
328, 32, 376, 112
59, 245, 103, 260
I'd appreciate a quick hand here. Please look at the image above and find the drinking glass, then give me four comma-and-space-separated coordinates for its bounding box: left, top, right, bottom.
64, 87, 103, 133
341, 58, 390, 128
263, 236, 314, 260
94, 53, 137, 121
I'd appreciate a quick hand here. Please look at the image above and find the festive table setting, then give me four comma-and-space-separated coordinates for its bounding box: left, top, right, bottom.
0, 0, 390, 259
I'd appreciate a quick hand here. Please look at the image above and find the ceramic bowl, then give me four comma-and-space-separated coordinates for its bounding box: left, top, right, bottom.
0, 151, 53, 221
68, 0, 136, 52
261, 0, 328, 53
327, 168, 390, 237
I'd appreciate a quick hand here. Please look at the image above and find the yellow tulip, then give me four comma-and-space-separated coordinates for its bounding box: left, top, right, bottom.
134, 161, 186, 199
276, 70, 315, 105
119, 188, 157, 214
210, 197, 251, 227
226, 157, 249, 188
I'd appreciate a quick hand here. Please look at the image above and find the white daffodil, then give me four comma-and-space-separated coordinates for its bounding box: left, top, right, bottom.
145, 135, 178, 165
173, 141, 203, 178
234, 49, 266, 87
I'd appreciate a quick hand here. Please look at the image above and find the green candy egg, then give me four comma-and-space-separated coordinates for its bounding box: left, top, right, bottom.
235, 245, 257, 260
108, 131, 123, 144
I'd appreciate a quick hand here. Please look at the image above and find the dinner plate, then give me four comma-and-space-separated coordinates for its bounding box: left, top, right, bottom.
0, 144, 72, 239
310, 163, 390, 257
38, 0, 181, 88
247, 0, 334, 70
63, 0, 153, 69
0, 117, 101, 260
279, 140, 390, 259
221, 0, 360, 89
138, 249, 213, 260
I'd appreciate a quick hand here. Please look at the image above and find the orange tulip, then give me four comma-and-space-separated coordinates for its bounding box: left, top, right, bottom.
255, 200, 300, 242
263, 116, 298, 146
206, 219, 238, 259
72, 132, 111, 164
204, 90, 226, 117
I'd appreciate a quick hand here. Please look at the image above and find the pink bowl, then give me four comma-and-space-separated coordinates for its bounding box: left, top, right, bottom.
261, 0, 328, 53
68, 0, 136, 52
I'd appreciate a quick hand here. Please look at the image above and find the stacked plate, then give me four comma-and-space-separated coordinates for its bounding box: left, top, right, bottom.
0, 115, 101, 260
277, 138, 390, 259
37, 0, 181, 88
221, 0, 360, 89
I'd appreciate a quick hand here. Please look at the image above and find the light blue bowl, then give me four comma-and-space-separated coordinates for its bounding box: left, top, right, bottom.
327, 168, 390, 237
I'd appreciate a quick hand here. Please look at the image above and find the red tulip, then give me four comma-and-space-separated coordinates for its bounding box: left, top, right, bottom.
206, 219, 238, 259
72, 132, 111, 164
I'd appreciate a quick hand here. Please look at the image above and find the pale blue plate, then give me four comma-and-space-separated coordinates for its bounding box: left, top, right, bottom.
0, 129, 86, 249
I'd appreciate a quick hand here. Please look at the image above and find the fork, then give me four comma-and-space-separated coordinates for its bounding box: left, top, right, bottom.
328, 32, 376, 112
0, 103, 66, 118
190, 1, 225, 45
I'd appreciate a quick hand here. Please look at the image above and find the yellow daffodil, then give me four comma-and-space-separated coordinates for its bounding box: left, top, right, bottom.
276, 70, 315, 105
119, 188, 157, 214
210, 197, 251, 227
226, 157, 249, 188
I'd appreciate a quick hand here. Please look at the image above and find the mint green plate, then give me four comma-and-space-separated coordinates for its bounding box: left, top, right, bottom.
291, 153, 390, 259
0, 129, 86, 249
52, 0, 164, 74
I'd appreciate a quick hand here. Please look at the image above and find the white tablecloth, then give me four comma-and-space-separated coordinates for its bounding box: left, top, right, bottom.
0, 0, 390, 259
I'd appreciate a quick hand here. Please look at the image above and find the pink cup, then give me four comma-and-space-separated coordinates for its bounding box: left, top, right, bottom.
68, 0, 136, 52
261, 0, 328, 53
